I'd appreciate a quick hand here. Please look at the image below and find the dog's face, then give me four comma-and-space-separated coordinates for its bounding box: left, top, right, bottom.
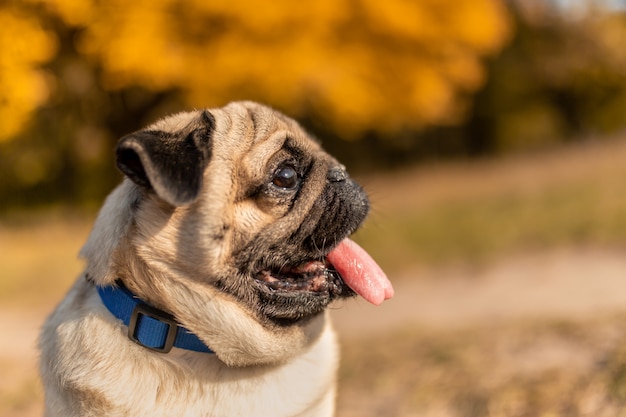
81, 101, 390, 365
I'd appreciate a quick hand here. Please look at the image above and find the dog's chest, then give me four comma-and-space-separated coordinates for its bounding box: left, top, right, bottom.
40, 282, 339, 417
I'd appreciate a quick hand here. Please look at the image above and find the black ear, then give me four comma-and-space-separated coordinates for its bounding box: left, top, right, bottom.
115, 111, 214, 206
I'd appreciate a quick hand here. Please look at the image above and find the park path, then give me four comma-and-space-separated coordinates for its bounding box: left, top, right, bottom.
331, 247, 626, 338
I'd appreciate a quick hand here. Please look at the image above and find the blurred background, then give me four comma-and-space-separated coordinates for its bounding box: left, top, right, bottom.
4, 0, 626, 415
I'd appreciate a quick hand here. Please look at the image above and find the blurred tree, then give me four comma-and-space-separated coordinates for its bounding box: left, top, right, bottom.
0, 0, 512, 208
463, 1, 626, 154
355, 1, 626, 164
46, 0, 511, 137
0, 1, 56, 142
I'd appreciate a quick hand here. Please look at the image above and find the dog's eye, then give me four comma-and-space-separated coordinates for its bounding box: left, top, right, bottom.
272, 166, 299, 190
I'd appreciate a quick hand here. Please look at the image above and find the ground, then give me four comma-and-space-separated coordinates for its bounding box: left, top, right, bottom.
333, 249, 626, 417
5, 247, 626, 416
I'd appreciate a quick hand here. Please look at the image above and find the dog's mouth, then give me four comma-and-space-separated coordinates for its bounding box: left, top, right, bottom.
254, 260, 353, 296
249, 239, 392, 323
254, 238, 393, 302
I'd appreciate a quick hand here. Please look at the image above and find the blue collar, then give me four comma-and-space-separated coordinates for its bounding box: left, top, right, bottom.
96, 282, 214, 354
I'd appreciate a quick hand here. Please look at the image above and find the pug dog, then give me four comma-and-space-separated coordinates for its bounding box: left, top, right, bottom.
39, 101, 393, 417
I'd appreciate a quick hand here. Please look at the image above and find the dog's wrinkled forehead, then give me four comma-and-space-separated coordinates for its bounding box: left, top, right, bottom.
147, 102, 315, 148
234, 102, 315, 146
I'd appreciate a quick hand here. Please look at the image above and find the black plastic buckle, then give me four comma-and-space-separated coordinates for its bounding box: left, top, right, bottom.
128, 303, 178, 353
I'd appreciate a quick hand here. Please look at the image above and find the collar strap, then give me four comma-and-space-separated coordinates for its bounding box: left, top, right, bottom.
96, 282, 214, 354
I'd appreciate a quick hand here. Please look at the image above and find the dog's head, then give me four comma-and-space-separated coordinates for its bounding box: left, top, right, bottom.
82, 101, 392, 365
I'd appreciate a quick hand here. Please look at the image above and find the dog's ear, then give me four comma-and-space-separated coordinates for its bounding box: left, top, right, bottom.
115, 111, 214, 206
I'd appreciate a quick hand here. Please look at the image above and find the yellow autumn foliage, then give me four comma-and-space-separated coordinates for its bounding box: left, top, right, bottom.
3, 0, 511, 141
0, 5, 56, 142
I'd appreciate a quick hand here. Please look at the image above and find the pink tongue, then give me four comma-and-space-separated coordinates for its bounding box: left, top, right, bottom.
326, 239, 394, 305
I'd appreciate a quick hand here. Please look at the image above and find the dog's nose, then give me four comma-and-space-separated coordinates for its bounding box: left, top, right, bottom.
327, 166, 348, 182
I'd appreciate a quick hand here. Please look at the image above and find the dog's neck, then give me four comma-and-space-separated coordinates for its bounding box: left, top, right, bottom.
96, 280, 215, 354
